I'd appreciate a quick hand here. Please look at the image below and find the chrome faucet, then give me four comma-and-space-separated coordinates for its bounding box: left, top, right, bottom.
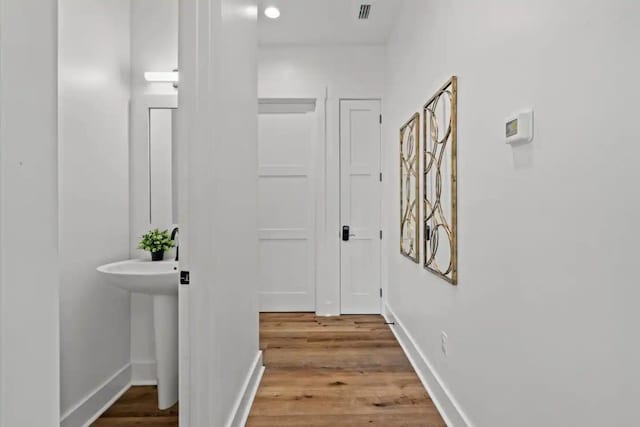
170, 227, 179, 261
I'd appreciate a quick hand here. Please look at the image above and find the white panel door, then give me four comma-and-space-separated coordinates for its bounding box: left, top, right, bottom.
340, 100, 382, 314
258, 110, 316, 311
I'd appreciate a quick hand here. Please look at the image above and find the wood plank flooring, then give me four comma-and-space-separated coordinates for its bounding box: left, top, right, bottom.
92, 386, 178, 426
93, 313, 445, 426
247, 313, 446, 427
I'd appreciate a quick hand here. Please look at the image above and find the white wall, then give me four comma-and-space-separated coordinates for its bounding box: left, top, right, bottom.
259, 45, 385, 315
383, 1, 640, 426
129, 0, 179, 384
259, 45, 385, 98
131, 0, 178, 96
0, 1, 59, 425
58, 0, 132, 420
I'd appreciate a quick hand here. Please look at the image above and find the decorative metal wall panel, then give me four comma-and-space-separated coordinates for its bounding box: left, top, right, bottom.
400, 113, 420, 262
423, 76, 458, 285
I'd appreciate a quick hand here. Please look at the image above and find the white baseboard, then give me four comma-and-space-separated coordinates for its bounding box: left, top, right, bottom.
383, 303, 472, 427
132, 360, 158, 385
60, 363, 132, 427
225, 351, 265, 427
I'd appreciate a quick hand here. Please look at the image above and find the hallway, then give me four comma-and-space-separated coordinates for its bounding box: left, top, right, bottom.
247, 313, 445, 426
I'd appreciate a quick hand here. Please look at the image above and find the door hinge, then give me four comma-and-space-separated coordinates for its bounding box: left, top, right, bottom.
379, 172, 382, 182
180, 270, 190, 285
379, 288, 383, 298
379, 114, 382, 124
379, 230, 383, 239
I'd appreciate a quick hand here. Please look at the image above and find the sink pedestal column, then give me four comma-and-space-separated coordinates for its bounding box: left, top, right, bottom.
153, 294, 179, 409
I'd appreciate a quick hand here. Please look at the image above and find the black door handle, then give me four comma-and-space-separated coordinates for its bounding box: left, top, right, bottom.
342, 225, 350, 241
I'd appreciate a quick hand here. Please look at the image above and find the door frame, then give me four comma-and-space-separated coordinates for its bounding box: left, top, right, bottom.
176, 0, 194, 424
338, 98, 383, 315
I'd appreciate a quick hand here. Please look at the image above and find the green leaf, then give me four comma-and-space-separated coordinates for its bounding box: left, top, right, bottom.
138, 228, 175, 253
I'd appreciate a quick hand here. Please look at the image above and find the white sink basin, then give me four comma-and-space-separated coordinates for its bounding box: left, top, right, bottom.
97, 259, 178, 295
97, 258, 180, 409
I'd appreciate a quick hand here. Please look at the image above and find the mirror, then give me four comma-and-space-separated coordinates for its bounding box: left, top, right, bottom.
149, 108, 178, 225
130, 95, 178, 253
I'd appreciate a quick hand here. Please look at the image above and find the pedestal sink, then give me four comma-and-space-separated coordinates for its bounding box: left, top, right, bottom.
97, 259, 179, 410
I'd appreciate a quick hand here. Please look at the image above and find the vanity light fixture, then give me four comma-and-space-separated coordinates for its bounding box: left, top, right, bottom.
264, 6, 280, 19
144, 70, 179, 88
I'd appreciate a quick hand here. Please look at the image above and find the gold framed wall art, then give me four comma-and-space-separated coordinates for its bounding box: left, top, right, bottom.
423, 76, 458, 285
400, 113, 420, 262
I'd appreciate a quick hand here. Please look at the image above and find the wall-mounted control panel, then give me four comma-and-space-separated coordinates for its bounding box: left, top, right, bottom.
505, 109, 533, 144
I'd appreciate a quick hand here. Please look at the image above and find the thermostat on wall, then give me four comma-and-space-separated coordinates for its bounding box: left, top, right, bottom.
505, 109, 533, 144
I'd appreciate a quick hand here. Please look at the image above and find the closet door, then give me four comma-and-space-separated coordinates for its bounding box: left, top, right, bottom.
258, 103, 317, 311
339, 100, 382, 314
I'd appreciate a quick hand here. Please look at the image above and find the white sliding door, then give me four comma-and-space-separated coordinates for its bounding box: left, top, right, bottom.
258, 101, 317, 312
340, 100, 382, 314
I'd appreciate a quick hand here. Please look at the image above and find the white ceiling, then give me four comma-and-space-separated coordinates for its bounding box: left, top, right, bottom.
258, 0, 399, 45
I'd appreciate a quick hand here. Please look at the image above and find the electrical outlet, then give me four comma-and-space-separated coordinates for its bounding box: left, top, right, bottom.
441, 331, 448, 357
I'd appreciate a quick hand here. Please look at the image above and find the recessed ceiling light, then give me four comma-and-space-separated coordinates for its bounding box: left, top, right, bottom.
264, 6, 280, 19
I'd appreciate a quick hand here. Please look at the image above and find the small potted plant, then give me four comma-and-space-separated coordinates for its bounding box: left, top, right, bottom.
138, 228, 175, 261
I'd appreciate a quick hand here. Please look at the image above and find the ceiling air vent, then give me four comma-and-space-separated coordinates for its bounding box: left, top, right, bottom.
358, 4, 372, 20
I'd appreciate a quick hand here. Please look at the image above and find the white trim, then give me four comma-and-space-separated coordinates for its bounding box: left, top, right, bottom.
258, 98, 317, 114
224, 351, 265, 427
383, 304, 473, 427
131, 360, 158, 385
60, 364, 132, 427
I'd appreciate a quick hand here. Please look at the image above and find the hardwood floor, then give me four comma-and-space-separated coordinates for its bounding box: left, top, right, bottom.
94, 313, 445, 426
92, 386, 178, 426
247, 313, 446, 427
